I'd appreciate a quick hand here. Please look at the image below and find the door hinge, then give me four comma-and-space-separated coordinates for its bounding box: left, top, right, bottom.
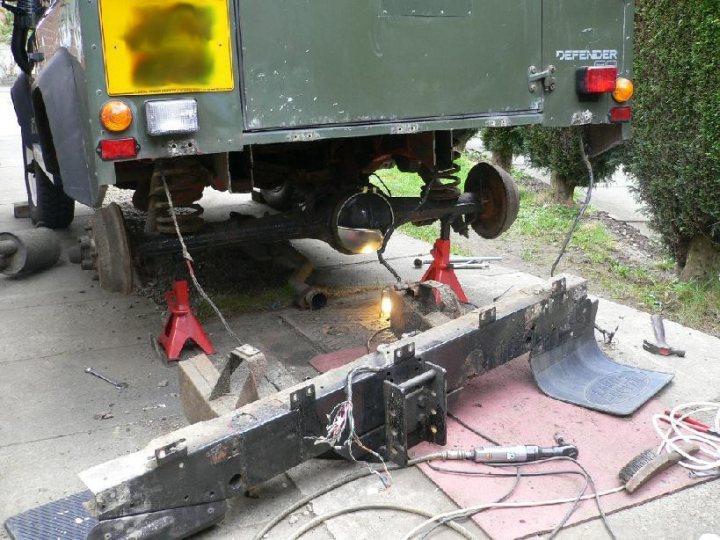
528, 65, 556, 93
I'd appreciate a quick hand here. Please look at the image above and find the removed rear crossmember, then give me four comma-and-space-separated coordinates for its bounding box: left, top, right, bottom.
51, 275, 669, 540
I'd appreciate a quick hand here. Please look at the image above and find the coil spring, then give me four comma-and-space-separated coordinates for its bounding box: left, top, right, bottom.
148, 165, 208, 234
422, 163, 462, 202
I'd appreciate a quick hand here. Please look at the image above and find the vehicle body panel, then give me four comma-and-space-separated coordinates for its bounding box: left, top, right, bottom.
25, 0, 633, 203
238, 0, 542, 130
542, 0, 633, 127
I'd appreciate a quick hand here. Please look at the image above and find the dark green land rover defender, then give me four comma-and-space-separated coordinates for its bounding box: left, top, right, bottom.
6, 0, 633, 291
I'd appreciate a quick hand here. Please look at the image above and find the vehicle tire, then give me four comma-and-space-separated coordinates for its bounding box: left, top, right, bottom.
26, 163, 75, 228
260, 182, 294, 211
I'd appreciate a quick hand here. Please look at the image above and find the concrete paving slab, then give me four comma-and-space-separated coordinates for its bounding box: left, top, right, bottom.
595, 299, 720, 405
198, 312, 324, 383
0, 295, 163, 364
0, 418, 184, 521
556, 479, 719, 539
0, 343, 182, 444
284, 460, 487, 540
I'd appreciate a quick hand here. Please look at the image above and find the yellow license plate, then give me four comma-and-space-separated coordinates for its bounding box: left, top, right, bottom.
99, 0, 234, 96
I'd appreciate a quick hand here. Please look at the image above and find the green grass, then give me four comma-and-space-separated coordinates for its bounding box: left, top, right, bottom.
196, 284, 294, 321
510, 187, 616, 263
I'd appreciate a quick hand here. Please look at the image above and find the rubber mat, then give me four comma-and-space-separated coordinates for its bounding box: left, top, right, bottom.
413, 357, 703, 539
5, 491, 97, 539
530, 325, 674, 415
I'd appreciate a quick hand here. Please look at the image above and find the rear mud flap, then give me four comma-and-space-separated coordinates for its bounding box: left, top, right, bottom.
530, 302, 673, 416
4, 491, 226, 540
5, 491, 96, 540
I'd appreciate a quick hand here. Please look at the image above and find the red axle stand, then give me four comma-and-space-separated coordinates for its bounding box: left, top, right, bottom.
158, 279, 215, 361
420, 220, 469, 304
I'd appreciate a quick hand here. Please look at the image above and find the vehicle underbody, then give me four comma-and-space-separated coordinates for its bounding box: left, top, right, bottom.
72, 130, 520, 295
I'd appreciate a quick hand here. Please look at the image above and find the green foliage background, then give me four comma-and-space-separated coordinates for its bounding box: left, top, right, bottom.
481, 127, 524, 156
483, 124, 622, 191
628, 0, 720, 264
522, 126, 621, 189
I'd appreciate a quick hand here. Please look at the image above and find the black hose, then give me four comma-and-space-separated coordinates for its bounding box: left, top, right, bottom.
6, 0, 36, 74
10, 21, 31, 74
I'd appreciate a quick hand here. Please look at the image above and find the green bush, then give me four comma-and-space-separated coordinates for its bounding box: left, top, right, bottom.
629, 0, 720, 277
480, 127, 524, 171
521, 126, 621, 203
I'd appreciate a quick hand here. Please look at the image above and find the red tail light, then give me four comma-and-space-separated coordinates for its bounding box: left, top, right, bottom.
610, 106, 632, 123
577, 66, 618, 94
98, 138, 139, 160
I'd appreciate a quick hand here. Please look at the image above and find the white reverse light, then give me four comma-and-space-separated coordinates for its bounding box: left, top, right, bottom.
145, 99, 199, 136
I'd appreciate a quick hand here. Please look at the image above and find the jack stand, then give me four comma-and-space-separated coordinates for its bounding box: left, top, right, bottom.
158, 279, 215, 361
420, 218, 469, 303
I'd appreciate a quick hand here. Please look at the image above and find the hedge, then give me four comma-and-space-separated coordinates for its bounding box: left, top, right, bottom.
629, 0, 720, 271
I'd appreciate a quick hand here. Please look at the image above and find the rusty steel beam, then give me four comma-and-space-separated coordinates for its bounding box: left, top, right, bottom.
79, 275, 598, 538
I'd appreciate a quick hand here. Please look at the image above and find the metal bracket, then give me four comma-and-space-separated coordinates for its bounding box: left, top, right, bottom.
390, 342, 416, 364
551, 277, 567, 297
478, 306, 497, 328
290, 384, 322, 458
154, 439, 188, 466
81, 275, 641, 527
528, 65, 557, 93
88, 500, 227, 540
384, 359, 447, 466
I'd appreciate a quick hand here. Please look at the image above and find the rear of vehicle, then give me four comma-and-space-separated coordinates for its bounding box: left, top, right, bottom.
9, 0, 634, 258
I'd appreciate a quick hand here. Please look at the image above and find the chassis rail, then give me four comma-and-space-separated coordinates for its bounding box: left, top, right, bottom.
79, 275, 601, 538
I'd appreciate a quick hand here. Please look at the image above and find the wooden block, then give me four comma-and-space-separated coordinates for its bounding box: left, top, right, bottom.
13, 201, 30, 219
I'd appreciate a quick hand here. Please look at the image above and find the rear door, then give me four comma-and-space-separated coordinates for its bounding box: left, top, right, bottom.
238, 0, 542, 130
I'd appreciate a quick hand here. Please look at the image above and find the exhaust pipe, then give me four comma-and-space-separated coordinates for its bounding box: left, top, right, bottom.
289, 261, 327, 310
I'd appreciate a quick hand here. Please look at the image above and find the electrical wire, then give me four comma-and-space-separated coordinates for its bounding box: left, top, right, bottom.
286, 503, 476, 540
161, 174, 243, 345
253, 452, 466, 540
652, 402, 720, 474
402, 470, 623, 540
310, 360, 396, 487
417, 457, 616, 540
418, 467, 521, 540
371, 173, 393, 198
255, 449, 624, 540
376, 177, 438, 282
447, 412, 500, 446
550, 136, 595, 277
366, 326, 393, 353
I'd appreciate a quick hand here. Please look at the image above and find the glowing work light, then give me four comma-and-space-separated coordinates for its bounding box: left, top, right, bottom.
145, 99, 199, 136
380, 289, 393, 320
